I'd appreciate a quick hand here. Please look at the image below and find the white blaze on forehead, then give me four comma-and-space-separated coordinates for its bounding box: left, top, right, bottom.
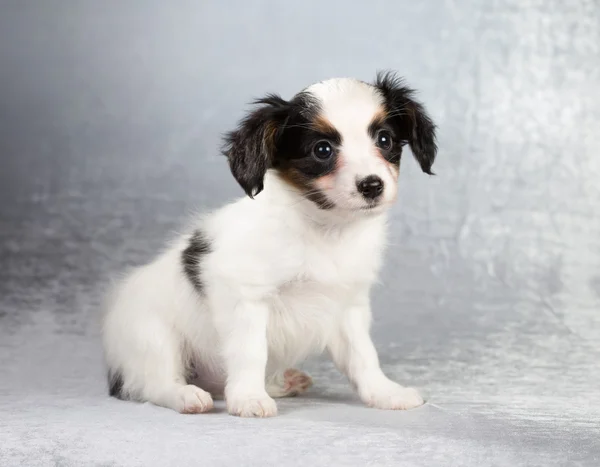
302, 78, 399, 209
305, 78, 385, 137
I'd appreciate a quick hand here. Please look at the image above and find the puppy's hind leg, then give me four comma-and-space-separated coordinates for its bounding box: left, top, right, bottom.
105, 318, 213, 414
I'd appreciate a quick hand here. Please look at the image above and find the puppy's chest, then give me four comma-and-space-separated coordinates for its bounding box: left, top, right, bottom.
267, 280, 347, 361
264, 223, 385, 357
299, 231, 383, 285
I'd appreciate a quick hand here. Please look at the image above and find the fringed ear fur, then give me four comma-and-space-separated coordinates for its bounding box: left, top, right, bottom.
375, 71, 438, 174
222, 94, 290, 197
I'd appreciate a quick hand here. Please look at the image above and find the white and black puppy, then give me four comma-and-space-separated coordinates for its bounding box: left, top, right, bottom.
102, 72, 437, 417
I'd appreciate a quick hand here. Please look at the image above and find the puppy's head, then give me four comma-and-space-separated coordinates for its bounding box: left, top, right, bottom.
223, 71, 437, 213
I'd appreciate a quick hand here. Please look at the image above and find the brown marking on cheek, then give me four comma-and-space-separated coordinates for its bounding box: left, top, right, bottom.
278, 167, 308, 192
277, 167, 336, 210
314, 173, 334, 191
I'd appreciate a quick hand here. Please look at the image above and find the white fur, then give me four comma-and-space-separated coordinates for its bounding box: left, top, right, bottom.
308, 78, 399, 211
102, 78, 424, 417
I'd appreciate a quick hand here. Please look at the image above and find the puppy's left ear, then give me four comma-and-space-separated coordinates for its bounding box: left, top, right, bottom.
375, 71, 438, 174
222, 94, 289, 197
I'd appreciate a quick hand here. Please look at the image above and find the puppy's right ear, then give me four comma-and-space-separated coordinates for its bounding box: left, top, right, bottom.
222, 94, 290, 198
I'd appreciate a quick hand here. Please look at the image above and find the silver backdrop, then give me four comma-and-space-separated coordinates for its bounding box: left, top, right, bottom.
0, 2, 599, 465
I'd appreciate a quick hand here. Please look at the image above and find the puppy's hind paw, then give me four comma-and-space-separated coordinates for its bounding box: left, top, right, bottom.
266, 368, 313, 398
283, 368, 313, 396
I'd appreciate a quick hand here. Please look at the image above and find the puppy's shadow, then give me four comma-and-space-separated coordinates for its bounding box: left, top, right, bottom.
274, 388, 431, 418
274, 389, 363, 416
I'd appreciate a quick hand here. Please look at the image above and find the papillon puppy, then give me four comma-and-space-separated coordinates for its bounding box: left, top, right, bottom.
102, 71, 437, 417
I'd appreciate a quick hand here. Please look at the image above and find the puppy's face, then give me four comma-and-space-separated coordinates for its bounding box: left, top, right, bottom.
223, 72, 437, 214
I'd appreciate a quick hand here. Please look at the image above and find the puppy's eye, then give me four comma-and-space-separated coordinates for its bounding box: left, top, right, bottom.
376, 130, 393, 150
313, 141, 333, 160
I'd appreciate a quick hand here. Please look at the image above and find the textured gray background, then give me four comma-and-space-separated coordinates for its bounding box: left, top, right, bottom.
1, 1, 599, 466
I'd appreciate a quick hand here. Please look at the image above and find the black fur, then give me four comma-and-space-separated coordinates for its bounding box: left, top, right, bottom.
303, 190, 336, 210
222, 94, 293, 198
367, 118, 404, 166
182, 230, 211, 293
222, 72, 436, 205
222, 91, 341, 208
184, 360, 199, 384
374, 71, 438, 174
274, 108, 342, 179
108, 369, 125, 399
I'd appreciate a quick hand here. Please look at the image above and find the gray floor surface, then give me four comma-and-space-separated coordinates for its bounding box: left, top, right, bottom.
1, 2, 599, 466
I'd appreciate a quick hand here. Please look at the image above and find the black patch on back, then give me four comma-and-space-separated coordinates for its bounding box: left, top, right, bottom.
108, 369, 125, 399
182, 230, 211, 293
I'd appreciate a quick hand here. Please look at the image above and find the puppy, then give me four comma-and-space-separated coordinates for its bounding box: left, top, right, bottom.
102, 71, 437, 417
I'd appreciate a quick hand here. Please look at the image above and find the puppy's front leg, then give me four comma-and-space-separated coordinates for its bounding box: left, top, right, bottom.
328, 294, 424, 410
219, 299, 277, 417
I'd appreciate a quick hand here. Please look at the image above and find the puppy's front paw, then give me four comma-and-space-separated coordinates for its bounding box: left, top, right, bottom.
227, 393, 278, 418
176, 384, 214, 414
361, 383, 424, 410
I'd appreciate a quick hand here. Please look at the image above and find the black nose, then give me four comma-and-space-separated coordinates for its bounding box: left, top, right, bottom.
357, 175, 384, 199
